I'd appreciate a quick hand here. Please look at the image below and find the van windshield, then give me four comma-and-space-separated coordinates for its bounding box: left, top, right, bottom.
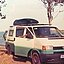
33, 27, 61, 38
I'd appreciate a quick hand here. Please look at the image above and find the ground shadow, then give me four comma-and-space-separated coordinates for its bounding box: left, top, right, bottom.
13, 56, 32, 63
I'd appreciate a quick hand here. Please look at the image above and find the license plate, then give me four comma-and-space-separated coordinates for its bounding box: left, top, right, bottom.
60, 55, 64, 58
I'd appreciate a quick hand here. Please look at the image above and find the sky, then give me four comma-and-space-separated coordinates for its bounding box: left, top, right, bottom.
0, 0, 64, 31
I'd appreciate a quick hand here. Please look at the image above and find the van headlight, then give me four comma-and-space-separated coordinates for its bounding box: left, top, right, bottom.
42, 45, 53, 51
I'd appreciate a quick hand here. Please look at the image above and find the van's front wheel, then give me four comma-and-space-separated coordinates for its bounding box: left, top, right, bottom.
31, 51, 41, 64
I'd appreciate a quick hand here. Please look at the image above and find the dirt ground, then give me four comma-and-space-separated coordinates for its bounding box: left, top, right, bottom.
0, 46, 32, 64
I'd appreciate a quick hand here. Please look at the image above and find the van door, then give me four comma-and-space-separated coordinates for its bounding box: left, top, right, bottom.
14, 27, 34, 56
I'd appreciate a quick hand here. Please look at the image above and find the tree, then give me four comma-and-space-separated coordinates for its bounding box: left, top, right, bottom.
0, 0, 7, 19
41, 0, 64, 25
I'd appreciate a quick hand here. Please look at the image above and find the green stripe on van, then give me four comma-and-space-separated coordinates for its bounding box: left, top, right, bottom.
15, 46, 64, 56
15, 46, 32, 56
43, 49, 64, 54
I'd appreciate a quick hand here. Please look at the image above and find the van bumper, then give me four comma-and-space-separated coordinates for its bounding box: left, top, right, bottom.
40, 53, 64, 64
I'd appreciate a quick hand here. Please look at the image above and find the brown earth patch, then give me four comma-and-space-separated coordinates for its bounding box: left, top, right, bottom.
0, 46, 31, 64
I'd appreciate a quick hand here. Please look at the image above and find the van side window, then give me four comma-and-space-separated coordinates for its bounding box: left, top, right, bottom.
26, 29, 33, 39
9, 30, 14, 36
16, 28, 24, 37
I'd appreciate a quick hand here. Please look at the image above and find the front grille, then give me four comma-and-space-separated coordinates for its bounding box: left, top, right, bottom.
54, 51, 64, 54
53, 47, 63, 50
53, 47, 64, 54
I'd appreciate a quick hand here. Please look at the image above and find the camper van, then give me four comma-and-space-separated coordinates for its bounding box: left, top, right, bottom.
5, 18, 64, 64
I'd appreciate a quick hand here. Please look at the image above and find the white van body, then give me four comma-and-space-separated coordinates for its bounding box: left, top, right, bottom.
5, 24, 64, 64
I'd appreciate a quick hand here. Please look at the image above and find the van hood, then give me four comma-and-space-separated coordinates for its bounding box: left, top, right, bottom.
35, 37, 64, 46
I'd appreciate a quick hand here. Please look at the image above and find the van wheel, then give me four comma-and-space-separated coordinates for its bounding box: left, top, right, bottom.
6, 45, 11, 55
31, 51, 41, 64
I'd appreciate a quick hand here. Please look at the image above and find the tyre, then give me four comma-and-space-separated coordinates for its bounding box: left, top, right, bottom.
6, 45, 11, 55
31, 51, 41, 64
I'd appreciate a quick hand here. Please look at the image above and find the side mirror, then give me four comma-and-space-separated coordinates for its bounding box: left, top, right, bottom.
26, 34, 33, 39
